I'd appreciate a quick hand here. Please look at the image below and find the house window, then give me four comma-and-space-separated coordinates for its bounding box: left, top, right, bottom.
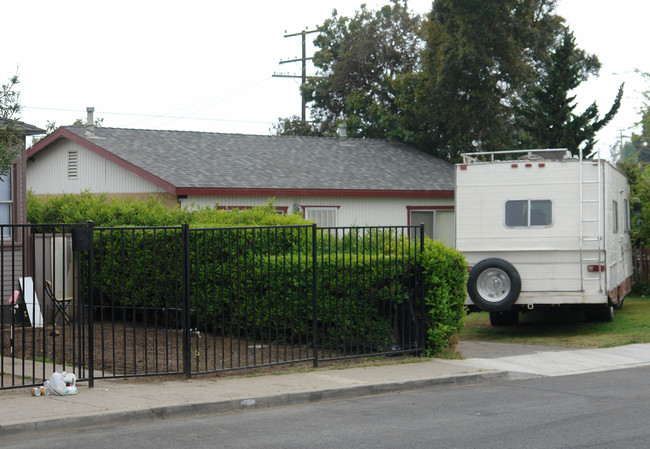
67, 150, 78, 180
505, 200, 552, 227
409, 209, 454, 246
0, 171, 12, 238
304, 206, 338, 227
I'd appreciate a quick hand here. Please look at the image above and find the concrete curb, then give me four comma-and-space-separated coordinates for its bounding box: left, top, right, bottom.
0, 371, 514, 439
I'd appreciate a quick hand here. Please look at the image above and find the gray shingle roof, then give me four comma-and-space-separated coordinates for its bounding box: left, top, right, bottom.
62, 127, 453, 192
0, 119, 45, 136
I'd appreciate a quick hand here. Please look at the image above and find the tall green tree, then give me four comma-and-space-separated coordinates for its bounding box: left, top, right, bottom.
518, 30, 623, 157
277, 1, 613, 163
413, 0, 565, 160
0, 74, 22, 176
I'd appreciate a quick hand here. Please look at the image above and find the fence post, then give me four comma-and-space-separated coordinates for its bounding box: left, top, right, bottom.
72, 221, 95, 387
419, 223, 426, 352
312, 224, 319, 368
181, 224, 192, 378
87, 221, 95, 388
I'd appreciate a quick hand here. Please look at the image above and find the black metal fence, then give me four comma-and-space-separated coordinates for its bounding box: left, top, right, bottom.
1, 223, 425, 390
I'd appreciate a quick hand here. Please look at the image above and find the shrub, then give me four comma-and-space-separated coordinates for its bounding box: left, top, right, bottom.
420, 239, 468, 355
28, 192, 468, 354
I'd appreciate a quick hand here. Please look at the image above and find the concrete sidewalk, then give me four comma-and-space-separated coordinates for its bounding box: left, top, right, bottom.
2, 342, 650, 439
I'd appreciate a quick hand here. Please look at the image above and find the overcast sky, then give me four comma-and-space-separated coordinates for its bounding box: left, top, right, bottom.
2, 0, 648, 158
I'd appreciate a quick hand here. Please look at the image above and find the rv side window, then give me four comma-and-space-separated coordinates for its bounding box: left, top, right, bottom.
613, 201, 619, 233
624, 199, 630, 232
505, 200, 552, 227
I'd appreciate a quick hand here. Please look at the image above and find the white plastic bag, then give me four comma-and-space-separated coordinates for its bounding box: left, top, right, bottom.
44, 372, 78, 396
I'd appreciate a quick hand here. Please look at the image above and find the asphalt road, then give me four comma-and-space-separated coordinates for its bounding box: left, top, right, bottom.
5, 365, 650, 449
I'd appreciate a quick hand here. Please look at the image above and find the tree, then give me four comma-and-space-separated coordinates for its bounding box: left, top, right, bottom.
278, 1, 613, 163
413, 0, 566, 160
629, 71, 650, 162
617, 73, 650, 246
293, 0, 424, 139
272, 115, 333, 137
0, 74, 22, 176
517, 30, 623, 157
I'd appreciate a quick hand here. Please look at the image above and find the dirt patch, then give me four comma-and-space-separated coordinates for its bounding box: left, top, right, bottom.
2, 322, 418, 387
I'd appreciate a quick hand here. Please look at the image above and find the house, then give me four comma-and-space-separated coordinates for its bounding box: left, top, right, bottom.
26, 115, 455, 243
0, 119, 45, 314
1, 119, 44, 230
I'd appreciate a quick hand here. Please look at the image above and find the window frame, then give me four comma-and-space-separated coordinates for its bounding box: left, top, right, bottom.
302, 206, 339, 228
504, 199, 553, 228
0, 170, 13, 239
407, 206, 455, 243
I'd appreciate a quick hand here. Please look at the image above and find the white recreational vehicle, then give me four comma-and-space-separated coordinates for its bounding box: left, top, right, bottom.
455, 149, 633, 325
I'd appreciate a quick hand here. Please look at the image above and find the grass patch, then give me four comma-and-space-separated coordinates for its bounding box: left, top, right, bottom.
460, 295, 650, 348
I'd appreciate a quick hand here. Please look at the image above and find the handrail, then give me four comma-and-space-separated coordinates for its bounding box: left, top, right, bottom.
460, 148, 570, 164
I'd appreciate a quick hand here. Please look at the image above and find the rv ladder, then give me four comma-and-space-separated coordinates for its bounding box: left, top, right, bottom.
579, 150, 604, 293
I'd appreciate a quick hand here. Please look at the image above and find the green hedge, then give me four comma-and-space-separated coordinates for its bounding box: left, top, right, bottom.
29, 192, 467, 354
420, 240, 468, 355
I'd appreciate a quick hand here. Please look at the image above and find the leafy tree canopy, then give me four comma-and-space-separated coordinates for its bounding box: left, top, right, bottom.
275, 0, 622, 163
517, 30, 623, 157
277, 0, 423, 139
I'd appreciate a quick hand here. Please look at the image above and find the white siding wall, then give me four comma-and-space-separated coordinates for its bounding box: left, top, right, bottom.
182, 195, 454, 228
455, 161, 589, 252
27, 140, 166, 195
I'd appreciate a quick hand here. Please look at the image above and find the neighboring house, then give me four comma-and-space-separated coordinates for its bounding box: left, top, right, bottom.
1, 119, 44, 230
26, 120, 455, 243
0, 119, 45, 307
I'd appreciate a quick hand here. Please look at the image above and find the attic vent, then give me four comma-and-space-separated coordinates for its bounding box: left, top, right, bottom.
67, 150, 78, 180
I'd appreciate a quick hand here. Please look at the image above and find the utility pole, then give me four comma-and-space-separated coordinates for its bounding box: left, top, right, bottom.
273, 29, 319, 121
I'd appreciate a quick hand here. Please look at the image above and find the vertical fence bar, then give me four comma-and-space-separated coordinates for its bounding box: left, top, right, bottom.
181, 224, 191, 378
419, 223, 426, 351
87, 221, 95, 387
312, 224, 319, 368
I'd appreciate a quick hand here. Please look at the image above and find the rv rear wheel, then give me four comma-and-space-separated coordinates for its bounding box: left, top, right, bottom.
467, 258, 521, 312
585, 305, 615, 322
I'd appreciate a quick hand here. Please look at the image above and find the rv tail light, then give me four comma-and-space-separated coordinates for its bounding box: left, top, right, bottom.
511, 164, 518, 168
588, 265, 605, 272
525, 163, 532, 167
538, 163, 545, 167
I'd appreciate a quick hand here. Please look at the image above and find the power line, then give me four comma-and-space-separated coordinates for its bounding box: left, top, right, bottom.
22, 106, 273, 126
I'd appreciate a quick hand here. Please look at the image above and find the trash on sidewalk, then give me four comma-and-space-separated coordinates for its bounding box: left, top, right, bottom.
31, 386, 50, 396
37, 371, 78, 396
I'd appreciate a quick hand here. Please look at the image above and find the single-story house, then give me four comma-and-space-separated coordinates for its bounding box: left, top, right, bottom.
26, 116, 455, 243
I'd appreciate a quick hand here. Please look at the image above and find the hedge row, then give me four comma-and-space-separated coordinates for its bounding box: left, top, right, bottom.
29, 192, 467, 355
91, 227, 466, 355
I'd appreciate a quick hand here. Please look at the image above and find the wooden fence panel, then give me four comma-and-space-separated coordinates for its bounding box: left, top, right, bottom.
633, 247, 650, 285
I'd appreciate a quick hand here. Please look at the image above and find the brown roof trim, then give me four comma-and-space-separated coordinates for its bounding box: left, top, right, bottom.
27, 128, 178, 194
176, 187, 454, 198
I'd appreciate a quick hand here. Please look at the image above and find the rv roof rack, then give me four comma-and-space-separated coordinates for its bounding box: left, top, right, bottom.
460, 148, 570, 164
